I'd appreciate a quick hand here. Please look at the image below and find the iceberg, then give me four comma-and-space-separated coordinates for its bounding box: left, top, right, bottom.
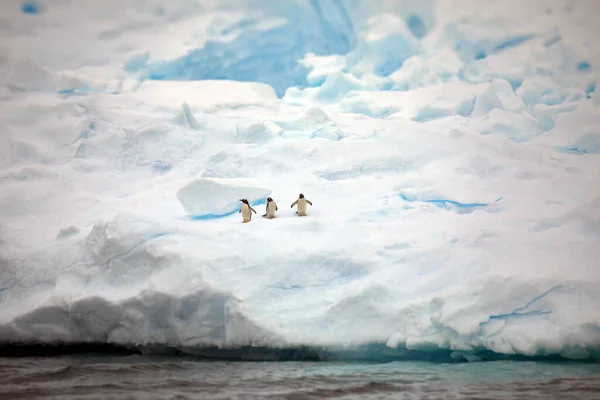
176, 178, 271, 218
0, 0, 599, 362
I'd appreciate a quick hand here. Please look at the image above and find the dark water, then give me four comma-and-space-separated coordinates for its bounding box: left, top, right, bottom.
1, 356, 600, 399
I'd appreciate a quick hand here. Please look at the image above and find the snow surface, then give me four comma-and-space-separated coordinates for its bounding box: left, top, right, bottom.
1, 0, 600, 361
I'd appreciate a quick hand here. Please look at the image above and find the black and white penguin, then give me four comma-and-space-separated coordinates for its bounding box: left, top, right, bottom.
290, 193, 312, 216
238, 199, 257, 222
263, 196, 278, 219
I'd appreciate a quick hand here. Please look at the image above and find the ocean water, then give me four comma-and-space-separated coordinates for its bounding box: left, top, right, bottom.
2, 356, 600, 399
2, 0, 600, 365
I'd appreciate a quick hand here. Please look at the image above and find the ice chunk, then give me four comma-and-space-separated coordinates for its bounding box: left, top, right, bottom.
56, 226, 80, 239
315, 72, 375, 102
440, 13, 536, 63
472, 108, 543, 142
463, 38, 593, 97
532, 42, 594, 82
275, 106, 344, 140
530, 102, 578, 131
516, 76, 562, 110
2, 283, 281, 348
124, 51, 150, 72
558, 132, 600, 155
4, 56, 55, 92
298, 53, 346, 87
347, 14, 419, 77
284, 71, 377, 104
388, 49, 463, 90
471, 78, 525, 117
564, 198, 600, 236
55, 72, 129, 95
172, 102, 203, 131
303, 107, 331, 126
236, 121, 282, 144
532, 98, 600, 149
3, 166, 58, 181
134, 80, 278, 112
56, 72, 89, 94
176, 178, 271, 218
340, 81, 484, 120
1, 140, 41, 167
84, 216, 169, 267
277, 107, 329, 131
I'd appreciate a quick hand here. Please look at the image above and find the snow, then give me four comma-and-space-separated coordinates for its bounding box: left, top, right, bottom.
0, 0, 600, 362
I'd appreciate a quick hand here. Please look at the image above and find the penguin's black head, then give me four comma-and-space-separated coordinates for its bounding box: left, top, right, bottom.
239, 199, 248, 204
299, 193, 304, 199
267, 197, 273, 202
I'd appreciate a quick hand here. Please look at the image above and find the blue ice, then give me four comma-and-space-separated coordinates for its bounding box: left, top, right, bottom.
399, 193, 502, 213
143, 1, 355, 97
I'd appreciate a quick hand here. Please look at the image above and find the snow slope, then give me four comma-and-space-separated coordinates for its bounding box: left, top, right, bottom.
1, 0, 600, 361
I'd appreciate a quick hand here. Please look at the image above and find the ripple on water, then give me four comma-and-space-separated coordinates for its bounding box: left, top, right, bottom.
0, 357, 599, 399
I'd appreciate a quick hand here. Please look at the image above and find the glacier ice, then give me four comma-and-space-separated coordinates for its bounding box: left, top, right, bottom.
0, 0, 600, 362
141, 0, 356, 97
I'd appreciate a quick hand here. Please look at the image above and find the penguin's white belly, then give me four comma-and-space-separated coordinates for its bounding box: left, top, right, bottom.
241, 205, 251, 220
266, 202, 277, 217
297, 199, 307, 213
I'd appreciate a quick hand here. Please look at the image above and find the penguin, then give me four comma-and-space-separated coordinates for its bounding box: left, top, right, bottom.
290, 193, 312, 216
262, 196, 278, 219
238, 199, 256, 223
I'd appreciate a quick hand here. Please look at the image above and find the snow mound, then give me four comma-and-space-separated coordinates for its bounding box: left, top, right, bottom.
176, 178, 271, 218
